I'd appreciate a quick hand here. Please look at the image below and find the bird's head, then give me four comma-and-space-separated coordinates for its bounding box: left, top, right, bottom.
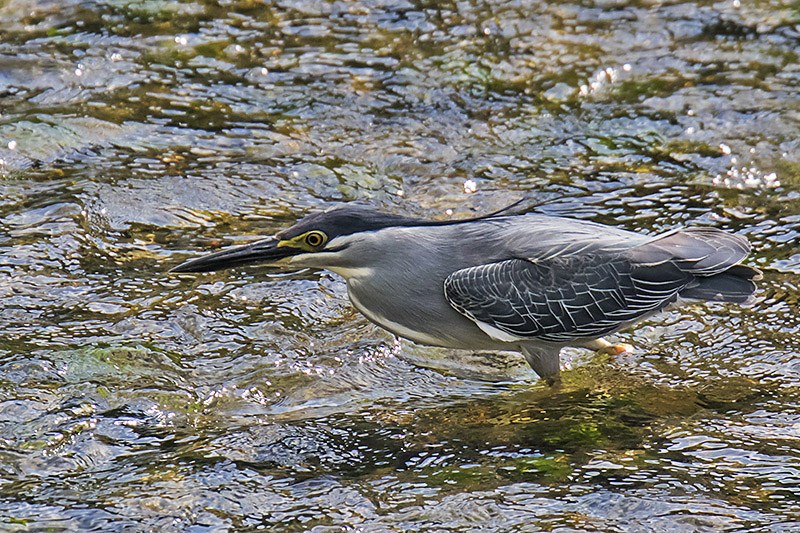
170, 205, 420, 273
170, 201, 524, 274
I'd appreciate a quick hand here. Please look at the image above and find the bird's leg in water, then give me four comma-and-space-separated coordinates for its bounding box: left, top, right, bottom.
520, 344, 561, 385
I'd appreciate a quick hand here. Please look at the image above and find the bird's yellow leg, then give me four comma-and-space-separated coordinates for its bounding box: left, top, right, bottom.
584, 338, 633, 355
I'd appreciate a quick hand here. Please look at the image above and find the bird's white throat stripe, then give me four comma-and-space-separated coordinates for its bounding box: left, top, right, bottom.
322, 235, 375, 280
326, 266, 374, 279
348, 291, 444, 346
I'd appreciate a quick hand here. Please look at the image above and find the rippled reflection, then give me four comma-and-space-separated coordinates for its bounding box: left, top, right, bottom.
0, 0, 799, 530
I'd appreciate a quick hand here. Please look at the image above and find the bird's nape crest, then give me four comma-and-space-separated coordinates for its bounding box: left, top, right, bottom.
276, 200, 527, 242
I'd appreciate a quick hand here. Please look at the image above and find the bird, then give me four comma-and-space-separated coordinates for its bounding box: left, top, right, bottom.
171, 203, 761, 384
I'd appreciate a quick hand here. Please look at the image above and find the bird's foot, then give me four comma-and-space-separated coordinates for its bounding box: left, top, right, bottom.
596, 343, 633, 356
584, 338, 633, 356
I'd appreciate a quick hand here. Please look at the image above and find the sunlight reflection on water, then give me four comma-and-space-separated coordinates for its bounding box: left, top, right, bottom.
0, 0, 798, 530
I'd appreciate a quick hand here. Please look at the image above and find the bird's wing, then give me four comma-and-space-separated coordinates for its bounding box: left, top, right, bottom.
444, 225, 754, 343
444, 252, 690, 343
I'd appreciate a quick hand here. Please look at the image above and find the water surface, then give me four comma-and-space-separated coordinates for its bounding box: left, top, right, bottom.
1, 0, 799, 531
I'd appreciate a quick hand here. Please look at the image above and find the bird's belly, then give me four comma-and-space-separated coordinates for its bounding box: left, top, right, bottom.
346, 283, 512, 350
347, 288, 448, 346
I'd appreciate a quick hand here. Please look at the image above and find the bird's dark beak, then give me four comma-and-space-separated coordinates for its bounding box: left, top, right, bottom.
170, 237, 299, 273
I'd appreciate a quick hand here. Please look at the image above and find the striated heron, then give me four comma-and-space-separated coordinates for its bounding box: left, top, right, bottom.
172, 204, 760, 384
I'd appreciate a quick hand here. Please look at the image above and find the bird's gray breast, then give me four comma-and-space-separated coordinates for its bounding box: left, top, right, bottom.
339, 228, 502, 349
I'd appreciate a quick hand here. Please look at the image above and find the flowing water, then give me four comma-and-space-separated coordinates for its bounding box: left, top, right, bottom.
1, 0, 799, 531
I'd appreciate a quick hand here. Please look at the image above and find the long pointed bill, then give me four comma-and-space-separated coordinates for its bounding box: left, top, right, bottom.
170, 237, 299, 273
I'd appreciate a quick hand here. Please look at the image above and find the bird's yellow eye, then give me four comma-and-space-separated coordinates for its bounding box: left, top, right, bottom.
303, 231, 327, 248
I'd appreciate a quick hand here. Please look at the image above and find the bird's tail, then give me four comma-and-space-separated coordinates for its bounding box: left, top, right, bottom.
679, 265, 761, 303
631, 227, 762, 303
